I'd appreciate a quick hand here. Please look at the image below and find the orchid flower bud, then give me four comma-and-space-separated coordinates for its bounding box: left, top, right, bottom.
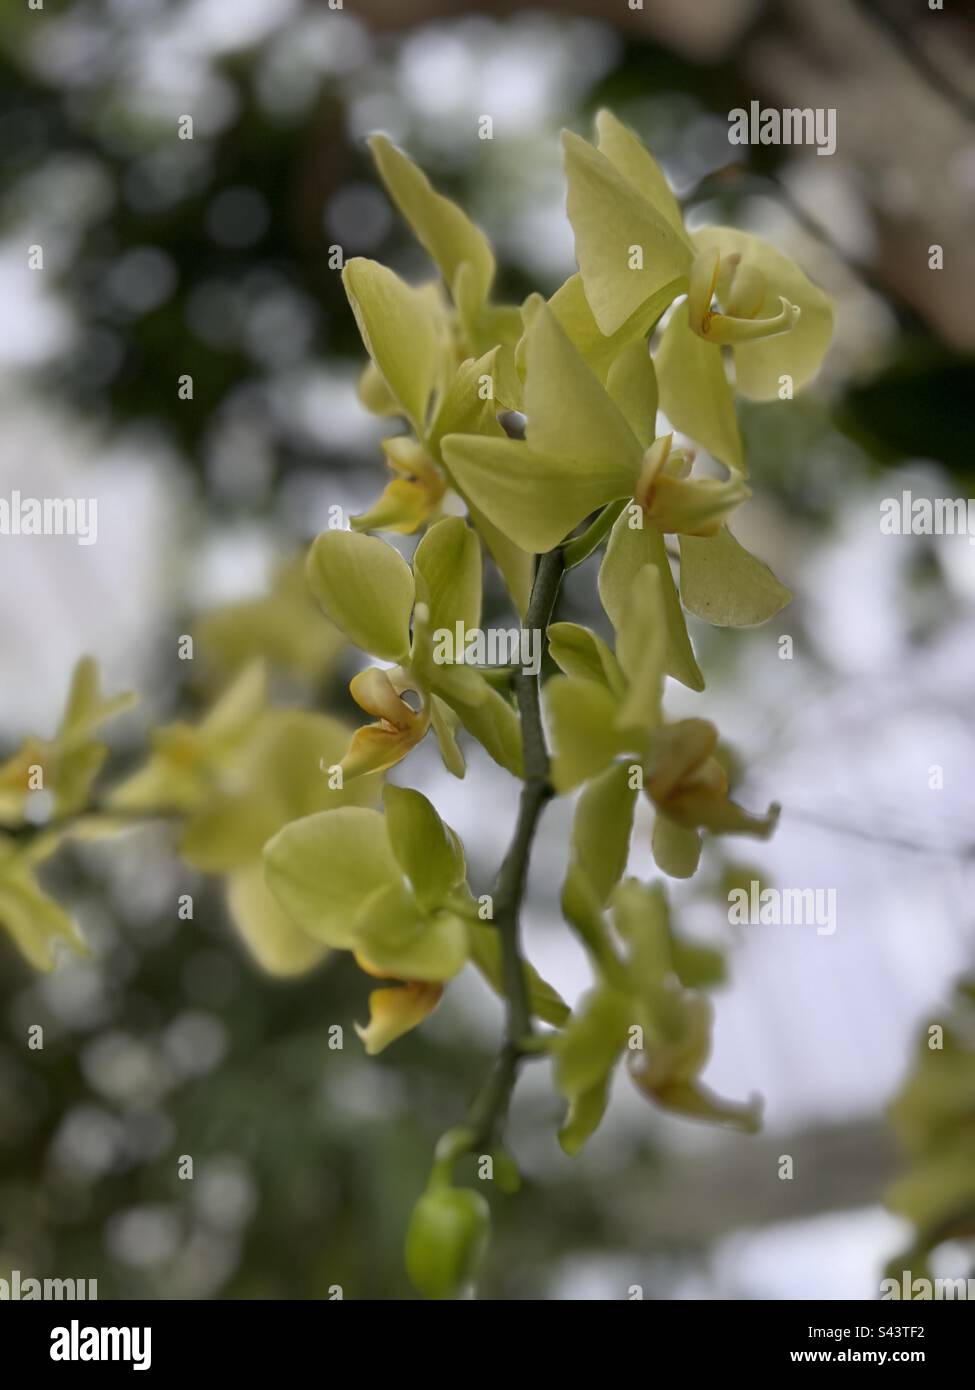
405, 1185, 490, 1300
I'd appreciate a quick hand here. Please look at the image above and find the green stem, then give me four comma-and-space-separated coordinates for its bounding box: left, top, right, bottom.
462, 546, 565, 1149
562, 500, 626, 571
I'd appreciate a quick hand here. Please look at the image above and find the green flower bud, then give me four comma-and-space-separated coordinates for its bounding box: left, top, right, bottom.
405, 1186, 490, 1300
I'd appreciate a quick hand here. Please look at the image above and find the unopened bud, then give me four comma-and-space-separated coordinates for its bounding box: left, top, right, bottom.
405, 1186, 490, 1300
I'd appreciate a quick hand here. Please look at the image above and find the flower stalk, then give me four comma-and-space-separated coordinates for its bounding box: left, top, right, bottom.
462, 545, 564, 1148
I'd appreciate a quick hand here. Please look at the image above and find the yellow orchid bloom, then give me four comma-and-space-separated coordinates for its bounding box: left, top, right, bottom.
354, 950, 444, 1056
559, 109, 833, 471
341, 666, 431, 779
305, 521, 523, 783
351, 437, 448, 536
0, 657, 135, 827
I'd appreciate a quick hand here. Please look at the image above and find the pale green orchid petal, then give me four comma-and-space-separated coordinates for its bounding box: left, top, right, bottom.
600, 511, 704, 692
556, 984, 632, 1100
614, 566, 667, 733
50, 744, 106, 821
555, 984, 632, 1151
561, 861, 620, 977
430, 694, 466, 778
679, 525, 791, 627
427, 350, 506, 453
656, 302, 745, 474
197, 661, 268, 747
446, 305, 642, 552
191, 555, 342, 688
594, 109, 689, 242
441, 436, 632, 555
524, 303, 641, 473
605, 340, 657, 450
193, 556, 345, 687
611, 878, 676, 990
571, 761, 637, 907
355, 882, 469, 983
357, 359, 401, 417
546, 675, 636, 793
263, 806, 402, 951
445, 300, 641, 552
342, 257, 443, 436
422, 365, 534, 618
306, 530, 414, 662
671, 936, 726, 991
547, 622, 626, 696
182, 709, 378, 874
105, 736, 200, 815
452, 258, 486, 346
428, 662, 491, 709
562, 129, 691, 336
226, 864, 330, 978
109, 663, 267, 815
369, 133, 495, 309
485, 338, 523, 410
452, 262, 523, 357
475, 300, 525, 357
645, 472, 751, 539
383, 784, 466, 911
543, 272, 664, 382
693, 227, 833, 400
0, 837, 86, 971
651, 812, 703, 880
413, 516, 482, 638
559, 1075, 613, 1156
434, 672, 523, 778
0, 876, 83, 972
57, 656, 136, 747
467, 503, 533, 619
